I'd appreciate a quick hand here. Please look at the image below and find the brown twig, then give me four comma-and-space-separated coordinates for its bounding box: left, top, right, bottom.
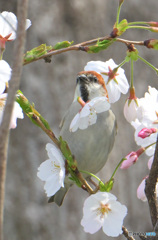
122, 226, 135, 240
0, 1, 28, 240
23, 36, 144, 66
145, 135, 158, 228
31, 113, 60, 147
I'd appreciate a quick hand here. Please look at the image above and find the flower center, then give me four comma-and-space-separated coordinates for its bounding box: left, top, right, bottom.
51, 161, 60, 173
101, 66, 119, 84
96, 202, 111, 219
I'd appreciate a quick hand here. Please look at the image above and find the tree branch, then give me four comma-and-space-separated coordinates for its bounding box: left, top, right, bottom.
0, 1, 28, 240
122, 226, 135, 240
23, 36, 144, 66
145, 135, 158, 229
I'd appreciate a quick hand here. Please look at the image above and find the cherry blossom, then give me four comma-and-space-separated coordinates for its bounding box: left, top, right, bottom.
130, 86, 158, 156
84, 59, 129, 103
138, 86, 158, 124
0, 60, 23, 128
69, 96, 110, 132
130, 86, 158, 125
0, 11, 31, 49
0, 60, 12, 94
0, 93, 24, 129
81, 192, 127, 237
37, 143, 65, 197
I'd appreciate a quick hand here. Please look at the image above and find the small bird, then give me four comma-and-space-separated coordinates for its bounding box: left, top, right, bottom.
49, 71, 117, 206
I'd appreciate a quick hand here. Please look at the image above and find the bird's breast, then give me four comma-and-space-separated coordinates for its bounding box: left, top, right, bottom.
60, 101, 117, 175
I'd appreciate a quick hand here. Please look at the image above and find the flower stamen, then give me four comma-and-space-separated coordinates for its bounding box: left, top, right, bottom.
96, 202, 111, 219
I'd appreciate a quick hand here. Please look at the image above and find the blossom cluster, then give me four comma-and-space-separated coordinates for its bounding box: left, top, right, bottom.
122, 86, 158, 201
0, 11, 31, 128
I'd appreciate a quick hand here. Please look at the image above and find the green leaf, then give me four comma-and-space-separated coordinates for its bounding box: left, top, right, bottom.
16, 91, 33, 114
53, 41, 74, 50
99, 179, 114, 192
88, 39, 116, 53
23, 44, 52, 63
99, 181, 107, 192
113, 19, 128, 37
16, 91, 51, 129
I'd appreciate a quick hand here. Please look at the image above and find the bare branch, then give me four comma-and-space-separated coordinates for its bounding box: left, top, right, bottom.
122, 226, 135, 240
145, 135, 158, 228
0, 1, 28, 240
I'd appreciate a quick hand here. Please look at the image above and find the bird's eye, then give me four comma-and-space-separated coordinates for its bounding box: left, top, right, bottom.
87, 74, 98, 83
93, 77, 98, 83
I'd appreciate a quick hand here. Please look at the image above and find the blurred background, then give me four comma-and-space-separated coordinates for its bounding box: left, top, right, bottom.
1, 0, 158, 239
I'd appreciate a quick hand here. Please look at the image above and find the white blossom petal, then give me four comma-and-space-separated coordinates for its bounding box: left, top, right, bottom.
81, 214, 103, 234
124, 99, 139, 123
137, 178, 147, 202
0, 11, 31, 40
0, 60, 12, 94
37, 143, 65, 197
37, 159, 53, 181
84, 61, 108, 74
80, 104, 90, 118
0, 11, 17, 40
69, 112, 80, 132
106, 82, 121, 103
137, 86, 158, 124
0, 94, 23, 128
90, 97, 110, 113
84, 59, 129, 103
44, 175, 63, 197
102, 201, 127, 237
81, 192, 127, 237
69, 97, 110, 132
116, 73, 129, 94
25, 19, 32, 30
9, 102, 24, 129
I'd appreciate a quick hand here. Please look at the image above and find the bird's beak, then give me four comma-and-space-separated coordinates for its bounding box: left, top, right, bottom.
76, 74, 88, 84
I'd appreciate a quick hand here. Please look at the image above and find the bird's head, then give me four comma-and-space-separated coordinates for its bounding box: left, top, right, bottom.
74, 71, 108, 102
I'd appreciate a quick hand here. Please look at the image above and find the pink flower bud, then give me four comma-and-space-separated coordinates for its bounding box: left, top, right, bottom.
138, 128, 157, 139
149, 27, 158, 33
120, 148, 145, 169
148, 21, 158, 27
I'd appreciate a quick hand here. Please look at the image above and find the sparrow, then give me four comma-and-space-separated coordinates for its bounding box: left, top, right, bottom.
49, 71, 117, 206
